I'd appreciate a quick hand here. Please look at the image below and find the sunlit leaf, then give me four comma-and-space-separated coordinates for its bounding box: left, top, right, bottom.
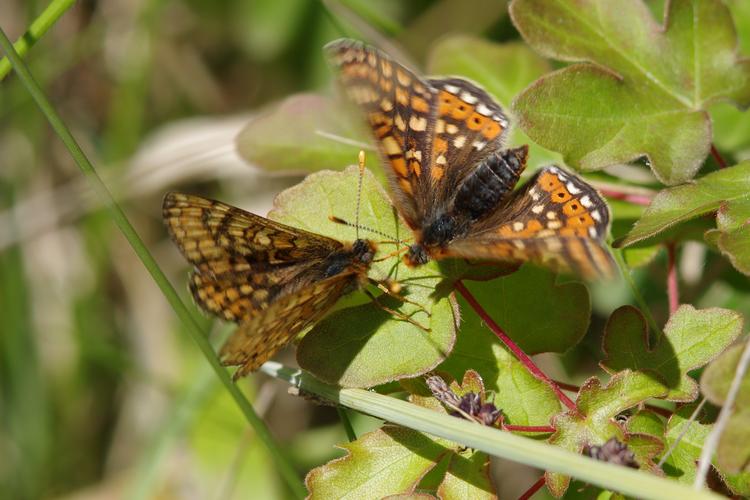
546, 371, 667, 496
236, 93, 370, 173
602, 305, 744, 401
511, 0, 750, 184
617, 162, 750, 248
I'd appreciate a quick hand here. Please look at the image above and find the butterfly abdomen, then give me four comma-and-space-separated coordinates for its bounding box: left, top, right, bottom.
453, 146, 529, 221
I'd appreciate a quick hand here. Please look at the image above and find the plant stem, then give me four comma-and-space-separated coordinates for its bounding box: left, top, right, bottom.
337, 407, 357, 442
0, 0, 76, 81
503, 424, 555, 433
0, 27, 306, 500
262, 362, 722, 500
710, 144, 727, 169
599, 188, 653, 206
518, 476, 545, 500
454, 280, 577, 412
666, 243, 679, 314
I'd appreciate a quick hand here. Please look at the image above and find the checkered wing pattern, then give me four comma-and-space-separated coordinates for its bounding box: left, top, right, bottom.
445, 166, 615, 279
326, 39, 509, 228
163, 192, 364, 375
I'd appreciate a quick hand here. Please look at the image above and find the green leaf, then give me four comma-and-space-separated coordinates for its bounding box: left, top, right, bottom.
438, 293, 562, 427
458, 265, 591, 355
662, 410, 750, 495
236, 93, 370, 173
617, 162, 750, 248
269, 166, 457, 388
305, 426, 450, 499
546, 371, 668, 496
602, 305, 744, 401
701, 342, 750, 473
436, 451, 495, 500
661, 411, 710, 484
705, 199, 750, 276
425, 35, 562, 170
510, 0, 750, 184
305, 420, 496, 499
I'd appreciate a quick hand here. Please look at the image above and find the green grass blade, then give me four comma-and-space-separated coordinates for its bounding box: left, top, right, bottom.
262, 362, 722, 500
0, 0, 76, 81
0, 27, 306, 500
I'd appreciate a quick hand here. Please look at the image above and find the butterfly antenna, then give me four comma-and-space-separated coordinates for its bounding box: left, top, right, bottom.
329, 215, 399, 243
355, 150, 365, 240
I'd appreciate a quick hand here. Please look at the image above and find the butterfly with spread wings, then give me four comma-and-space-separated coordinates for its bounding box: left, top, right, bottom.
163, 192, 377, 378
327, 39, 614, 279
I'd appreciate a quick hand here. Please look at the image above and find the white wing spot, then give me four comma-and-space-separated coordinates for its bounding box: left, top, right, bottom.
460, 91, 478, 104
531, 204, 544, 214
445, 123, 459, 134
580, 195, 592, 207
453, 136, 466, 148
588, 227, 598, 238
476, 103, 493, 116
567, 182, 582, 195
547, 220, 562, 229
591, 210, 601, 222
444, 84, 460, 94
472, 140, 486, 151
513, 222, 524, 232
546, 211, 557, 219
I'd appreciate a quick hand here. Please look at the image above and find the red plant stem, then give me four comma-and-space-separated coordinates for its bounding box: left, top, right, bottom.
667, 243, 679, 314
454, 280, 577, 412
551, 380, 580, 393
518, 476, 545, 500
711, 144, 727, 169
503, 424, 556, 433
599, 189, 652, 206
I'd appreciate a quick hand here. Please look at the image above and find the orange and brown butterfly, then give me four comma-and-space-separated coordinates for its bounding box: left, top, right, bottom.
326, 39, 615, 279
163, 192, 378, 378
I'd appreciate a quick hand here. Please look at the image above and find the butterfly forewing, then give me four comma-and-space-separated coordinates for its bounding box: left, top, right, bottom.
163, 192, 371, 375
326, 40, 510, 229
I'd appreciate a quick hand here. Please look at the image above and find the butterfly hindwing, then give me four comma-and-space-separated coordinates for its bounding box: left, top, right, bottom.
445, 166, 615, 278
218, 273, 356, 378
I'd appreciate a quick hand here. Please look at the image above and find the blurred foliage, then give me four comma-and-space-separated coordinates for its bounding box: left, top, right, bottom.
2, 0, 750, 499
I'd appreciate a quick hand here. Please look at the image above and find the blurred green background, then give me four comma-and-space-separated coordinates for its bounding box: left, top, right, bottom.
3, 0, 750, 499
0, 1, 533, 499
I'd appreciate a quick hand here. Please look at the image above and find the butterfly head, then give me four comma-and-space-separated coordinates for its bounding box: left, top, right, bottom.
352, 238, 377, 265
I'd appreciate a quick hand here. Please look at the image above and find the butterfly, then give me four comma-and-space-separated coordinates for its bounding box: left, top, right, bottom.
326, 39, 614, 279
163, 192, 378, 378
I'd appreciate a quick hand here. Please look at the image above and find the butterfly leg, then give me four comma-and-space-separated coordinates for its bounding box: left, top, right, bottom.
370, 278, 432, 317
362, 287, 431, 332
372, 245, 408, 262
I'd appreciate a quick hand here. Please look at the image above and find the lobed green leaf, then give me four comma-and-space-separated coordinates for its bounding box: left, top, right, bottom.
510, 0, 750, 184
602, 305, 744, 401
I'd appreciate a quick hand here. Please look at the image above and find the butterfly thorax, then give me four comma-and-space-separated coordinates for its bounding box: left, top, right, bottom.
322, 238, 375, 278
405, 147, 530, 267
